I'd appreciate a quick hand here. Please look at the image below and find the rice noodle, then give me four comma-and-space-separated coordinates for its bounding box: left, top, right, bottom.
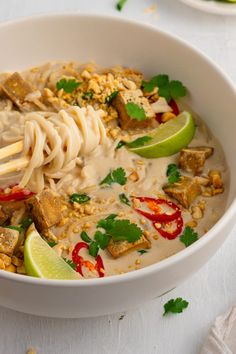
18, 106, 107, 192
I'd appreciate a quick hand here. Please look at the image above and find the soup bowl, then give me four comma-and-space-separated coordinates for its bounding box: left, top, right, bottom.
0, 14, 235, 318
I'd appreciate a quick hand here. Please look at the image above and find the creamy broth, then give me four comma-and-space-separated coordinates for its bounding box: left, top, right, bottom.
0, 62, 228, 279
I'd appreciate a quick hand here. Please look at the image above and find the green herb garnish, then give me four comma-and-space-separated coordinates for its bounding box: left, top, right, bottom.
5, 217, 33, 233
64, 258, 76, 270
94, 231, 111, 250
69, 193, 91, 204
48, 241, 57, 248
100, 167, 127, 186
81, 231, 92, 243
89, 241, 99, 258
126, 136, 152, 148
5, 225, 22, 232
115, 140, 126, 150
119, 193, 130, 206
105, 91, 119, 105
125, 102, 147, 121
180, 226, 199, 247
56, 78, 82, 93
138, 249, 148, 255
142, 74, 187, 102
82, 91, 94, 100
163, 298, 189, 316
116, 0, 128, 11
166, 164, 181, 184
97, 215, 143, 243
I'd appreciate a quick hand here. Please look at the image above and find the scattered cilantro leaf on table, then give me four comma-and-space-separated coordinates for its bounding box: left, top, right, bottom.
125, 102, 147, 121
142, 74, 187, 102
163, 297, 189, 316
180, 226, 199, 247
100, 167, 127, 186
119, 193, 131, 206
166, 164, 181, 184
56, 78, 81, 93
116, 0, 128, 11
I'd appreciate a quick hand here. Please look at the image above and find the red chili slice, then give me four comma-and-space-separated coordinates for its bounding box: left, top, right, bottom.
0, 185, 34, 202
133, 197, 181, 223
72, 242, 105, 278
155, 99, 180, 123
153, 216, 183, 240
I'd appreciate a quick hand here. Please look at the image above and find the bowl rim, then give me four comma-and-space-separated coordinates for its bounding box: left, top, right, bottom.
0, 12, 235, 287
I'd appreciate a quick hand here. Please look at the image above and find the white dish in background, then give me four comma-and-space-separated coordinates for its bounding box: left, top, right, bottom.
0, 14, 236, 318
179, 0, 236, 15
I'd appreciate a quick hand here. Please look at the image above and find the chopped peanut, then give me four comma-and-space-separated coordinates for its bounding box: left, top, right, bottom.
5, 264, 16, 273
161, 112, 176, 123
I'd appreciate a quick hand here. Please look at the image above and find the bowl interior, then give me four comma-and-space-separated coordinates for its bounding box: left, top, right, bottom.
0, 14, 235, 227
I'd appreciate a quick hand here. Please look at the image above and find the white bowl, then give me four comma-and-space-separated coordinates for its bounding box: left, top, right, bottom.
179, 0, 236, 15
0, 14, 235, 318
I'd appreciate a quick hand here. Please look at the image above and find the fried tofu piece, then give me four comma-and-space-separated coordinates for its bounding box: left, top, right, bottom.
1, 72, 35, 111
208, 170, 223, 189
0, 227, 19, 255
0, 200, 25, 225
26, 189, 64, 232
179, 146, 214, 175
112, 89, 155, 129
163, 176, 202, 209
107, 235, 151, 258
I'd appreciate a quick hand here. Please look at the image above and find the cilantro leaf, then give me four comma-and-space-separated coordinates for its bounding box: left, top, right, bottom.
69, 193, 91, 204
97, 216, 142, 243
180, 226, 199, 247
48, 241, 57, 248
142, 74, 187, 102
63, 258, 77, 270
125, 102, 147, 121
5, 225, 22, 232
105, 91, 119, 105
169, 81, 187, 100
116, 0, 127, 11
126, 136, 152, 149
89, 241, 99, 258
82, 91, 94, 100
119, 193, 130, 206
81, 231, 92, 243
163, 298, 189, 316
138, 249, 148, 255
94, 231, 111, 249
116, 140, 126, 150
100, 167, 127, 186
56, 78, 81, 93
5, 217, 33, 233
166, 164, 181, 184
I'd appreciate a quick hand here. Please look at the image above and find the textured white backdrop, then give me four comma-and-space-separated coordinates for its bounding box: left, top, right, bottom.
0, 1, 236, 353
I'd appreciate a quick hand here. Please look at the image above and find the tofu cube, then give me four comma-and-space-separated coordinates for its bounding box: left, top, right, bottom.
107, 235, 151, 259
163, 176, 202, 209
0, 227, 19, 255
112, 89, 155, 129
26, 189, 64, 231
178, 146, 214, 175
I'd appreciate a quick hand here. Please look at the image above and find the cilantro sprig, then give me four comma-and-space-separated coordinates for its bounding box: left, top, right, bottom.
125, 102, 147, 121
116, 0, 128, 11
6, 217, 33, 233
163, 298, 189, 316
56, 78, 82, 93
166, 164, 181, 184
142, 74, 187, 102
180, 226, 199, 247
69, 193, 91, 204
100, 167, 127, 186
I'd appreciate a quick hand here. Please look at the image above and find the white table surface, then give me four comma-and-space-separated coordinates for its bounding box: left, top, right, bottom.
0, 1, 236, 353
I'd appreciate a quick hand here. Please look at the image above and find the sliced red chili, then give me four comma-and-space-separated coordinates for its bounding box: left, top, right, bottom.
153, 216, 183, 240
72, 241, 105, 278
155, 99, 180, 123
133, 197, 181, 223
0, 185, 34, 202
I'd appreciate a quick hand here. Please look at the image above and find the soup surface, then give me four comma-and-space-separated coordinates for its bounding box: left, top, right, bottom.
0, 62, 228, 279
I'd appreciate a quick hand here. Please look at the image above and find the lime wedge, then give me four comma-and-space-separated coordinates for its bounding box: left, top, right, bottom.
24, 225, 79, 280
129, 111, 195, 158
